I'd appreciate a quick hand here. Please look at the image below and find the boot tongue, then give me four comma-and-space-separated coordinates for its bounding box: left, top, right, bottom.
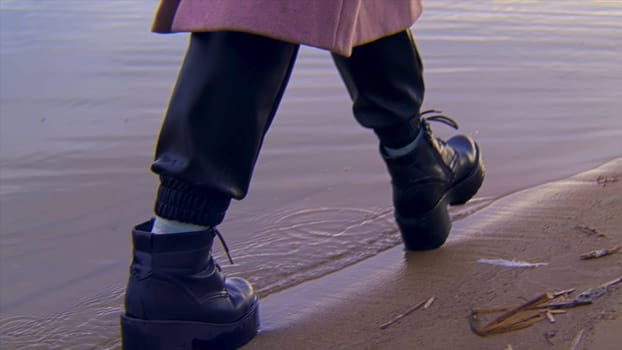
131, 231, 213, 273
131, 220, 234, 272
132, 219, 215, 253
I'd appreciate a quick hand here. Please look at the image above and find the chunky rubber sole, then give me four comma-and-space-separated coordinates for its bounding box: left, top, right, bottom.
397, 146, 485, 251
120, 301, 259, 350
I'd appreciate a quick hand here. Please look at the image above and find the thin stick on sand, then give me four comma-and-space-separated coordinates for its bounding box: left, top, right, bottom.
486, 292, 553, 327
380, 297, 433, 330
470, 277, 621, 337
580, 245, 621, 260
423, 296, 436, 309
569, 329, 584, 350
470, 292, 554, 336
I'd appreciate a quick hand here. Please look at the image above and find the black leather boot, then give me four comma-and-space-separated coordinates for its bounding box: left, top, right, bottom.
382, 111, 485, 251
120, 220, 259, 350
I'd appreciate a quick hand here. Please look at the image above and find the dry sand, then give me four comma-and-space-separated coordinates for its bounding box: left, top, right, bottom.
243, 158, 622, 350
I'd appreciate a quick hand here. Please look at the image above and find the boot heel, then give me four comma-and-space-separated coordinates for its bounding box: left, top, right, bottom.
120, 302, 259, 350
396, 197, 451, 251
449, 147, 485, 205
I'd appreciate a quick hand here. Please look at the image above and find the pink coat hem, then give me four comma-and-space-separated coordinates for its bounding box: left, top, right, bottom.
152, 0, 423, 56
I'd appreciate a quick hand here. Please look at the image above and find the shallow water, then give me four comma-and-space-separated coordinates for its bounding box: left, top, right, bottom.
1, 0, 621, 348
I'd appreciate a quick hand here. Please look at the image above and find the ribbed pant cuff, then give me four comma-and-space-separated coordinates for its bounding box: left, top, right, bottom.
154, 176, 231, 227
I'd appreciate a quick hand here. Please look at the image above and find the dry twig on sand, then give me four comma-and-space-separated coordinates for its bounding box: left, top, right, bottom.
596, 174, 620, 186
470, 276, 622, 337
379, 296, 435, 330
574, 224, 607, 238
569, 329, 584, 350
580, 245, 621, 260
423, 296, 436, 309
470, 292, 554, 336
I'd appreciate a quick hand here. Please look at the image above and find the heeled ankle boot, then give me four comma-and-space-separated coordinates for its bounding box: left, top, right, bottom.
120, 220, 259, 350
382, 111, 485, 251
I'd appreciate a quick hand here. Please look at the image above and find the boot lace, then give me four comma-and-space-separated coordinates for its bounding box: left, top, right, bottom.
419, 110, 460, 160
213, 228, 235, 264
420, 109, 459, 130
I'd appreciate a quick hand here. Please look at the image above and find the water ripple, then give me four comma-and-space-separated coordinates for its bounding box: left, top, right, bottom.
0, 285, 125, 349
0, 197, 492, 349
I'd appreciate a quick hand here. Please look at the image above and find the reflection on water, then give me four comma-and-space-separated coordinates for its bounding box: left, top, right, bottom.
1, 0, 621, 348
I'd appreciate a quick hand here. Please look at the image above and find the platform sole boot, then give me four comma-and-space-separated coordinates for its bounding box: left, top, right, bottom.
120, 220, 259, 349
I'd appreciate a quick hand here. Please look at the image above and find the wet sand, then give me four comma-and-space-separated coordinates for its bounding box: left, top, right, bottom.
244, 158, 622, 350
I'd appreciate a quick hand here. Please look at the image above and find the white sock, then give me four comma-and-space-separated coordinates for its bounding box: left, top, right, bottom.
383, 131, 421, 158
151, 216, 210, 234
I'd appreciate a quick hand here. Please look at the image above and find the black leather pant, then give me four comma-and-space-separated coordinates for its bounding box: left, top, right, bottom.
152, 30, 425, 226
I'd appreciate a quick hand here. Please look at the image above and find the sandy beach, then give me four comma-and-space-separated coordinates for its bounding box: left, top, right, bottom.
243, 158, 622, 350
